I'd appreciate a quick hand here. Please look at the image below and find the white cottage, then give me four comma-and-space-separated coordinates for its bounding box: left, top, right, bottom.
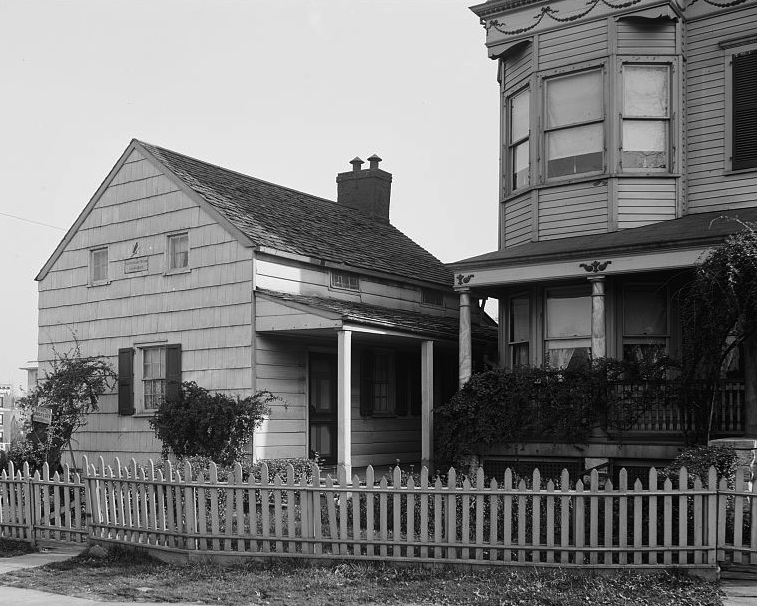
36, 140, 495, 474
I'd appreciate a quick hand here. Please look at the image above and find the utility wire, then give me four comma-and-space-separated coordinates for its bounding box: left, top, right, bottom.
0, 211, 65, 231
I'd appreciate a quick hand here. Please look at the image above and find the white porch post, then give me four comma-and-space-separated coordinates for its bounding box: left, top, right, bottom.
337, 329, 352, 477
589, 276, 606, 359
421, 340, 434, 470
459, 289, 473, 388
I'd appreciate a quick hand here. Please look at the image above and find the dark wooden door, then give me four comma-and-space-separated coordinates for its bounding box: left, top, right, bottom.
308, 353, 338, 465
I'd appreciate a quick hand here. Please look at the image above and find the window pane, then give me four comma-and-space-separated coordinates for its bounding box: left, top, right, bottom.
92, 249, 108, 282
546, 345, 591, 369
547, 123, 603, 177
624, 287, 666, 335
512, 140, 530, 189
546, 70, 602, 128
169, 234, 189, 269
624, 66, 668, 118
143, 347, 166, 410
511, 342, 529, 367
546, 295, 591, 339
510, 296, 530, 343
510, 89, 530, 143
623, 121, 667, 168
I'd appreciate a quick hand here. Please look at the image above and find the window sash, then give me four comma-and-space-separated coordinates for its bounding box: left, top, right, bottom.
91, 248, 108, 283
168, 234, 189, 270
143, 347, 166, 410
621, 65, 670, 171
331, 272, 359, 291
371, 351, 395, 415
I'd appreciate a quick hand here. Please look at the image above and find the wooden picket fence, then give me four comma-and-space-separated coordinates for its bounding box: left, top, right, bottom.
3, 457, 757, 573
0, 461, 87, 545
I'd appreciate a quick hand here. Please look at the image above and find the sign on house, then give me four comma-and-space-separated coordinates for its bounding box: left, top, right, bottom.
32, 407, 52, 425
124, 257, 148, 274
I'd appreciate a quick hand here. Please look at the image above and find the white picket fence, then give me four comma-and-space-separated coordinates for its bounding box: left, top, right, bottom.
2, 457, 757, 573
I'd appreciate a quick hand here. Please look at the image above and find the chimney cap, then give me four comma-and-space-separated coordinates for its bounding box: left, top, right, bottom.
350, 157, 364, 171
367, 154, 382, 169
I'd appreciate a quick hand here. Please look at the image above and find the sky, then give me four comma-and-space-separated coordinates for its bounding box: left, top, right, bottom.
0, 0, 499, 391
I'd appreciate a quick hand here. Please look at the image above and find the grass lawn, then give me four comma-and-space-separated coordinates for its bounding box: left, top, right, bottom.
0, 538, 36, 558
0, 546, 723, 605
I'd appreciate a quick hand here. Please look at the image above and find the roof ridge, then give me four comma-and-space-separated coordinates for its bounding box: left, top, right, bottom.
136, 139, 345, 209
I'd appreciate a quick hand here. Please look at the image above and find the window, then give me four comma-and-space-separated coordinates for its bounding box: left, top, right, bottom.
421, 289, 444, 307
545, 289, 591, 368
359, 349, 402, 416
90, 247, 108, 284
0, 413, 4, 425
544, 69, 604, 178
118, 344, 181, 415
331, 271, 360, 291
622, 286, 667, 363
508, 88, 530, 190
168, 233, 189, 271
731, 49, 757, 171
509, 295, 530, 367
621, 65, 670, 170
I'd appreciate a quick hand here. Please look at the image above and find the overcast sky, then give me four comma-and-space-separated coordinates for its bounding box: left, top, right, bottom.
0, 0, 498, 391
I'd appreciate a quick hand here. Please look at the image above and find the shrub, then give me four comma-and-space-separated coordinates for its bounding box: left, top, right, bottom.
149, 382, 276, 466
662, 444, 738, 488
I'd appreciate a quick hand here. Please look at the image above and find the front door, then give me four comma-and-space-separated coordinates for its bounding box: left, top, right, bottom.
308, 353, 338, 465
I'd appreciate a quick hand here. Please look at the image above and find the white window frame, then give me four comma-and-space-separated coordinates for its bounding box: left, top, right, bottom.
723, 39, 757, 173
330, 271, 360, 292
542, 66, 607, 182
134, 343, 168, 414
619, 62, 672, 173
544, 286, 592, 368
621, 284, 669, 363
166, 232, 190, 273
508, 293, 531, 368
506, 86, 531, 194
90, 247, 109, 285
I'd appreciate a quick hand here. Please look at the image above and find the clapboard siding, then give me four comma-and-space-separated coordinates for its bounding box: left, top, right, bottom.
538, 20, 608, 71
617, 179, 677, 229
538, 181, 608, 240
38, 150, 254, 464
256, 257, 456, 316
504, 42, 532, 93
617, 19, 676, 55
686, 6, 757, 213
504, 193, 532, 248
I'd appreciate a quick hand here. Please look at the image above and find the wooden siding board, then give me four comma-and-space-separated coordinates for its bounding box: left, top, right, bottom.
539, 21, 608, 71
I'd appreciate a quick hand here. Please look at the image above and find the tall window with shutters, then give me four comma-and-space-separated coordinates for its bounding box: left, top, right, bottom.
730, 48, 757, 171
360, 349, 420, 418
118, 344, 181, 415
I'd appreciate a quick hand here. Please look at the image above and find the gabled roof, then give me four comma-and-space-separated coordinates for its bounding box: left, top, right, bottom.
37, 140, 454, 287
257, 289, 497, 342
138, 141, 452, 286
451, 208, 757, 270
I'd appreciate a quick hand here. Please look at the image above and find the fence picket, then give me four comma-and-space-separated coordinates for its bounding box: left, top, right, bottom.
393, 467, 402, 558
312, 465, 322, 555
352, 473, 362, 557
648, 468, 658, 565
475, 468, 484, 561
588, 470, 597, 565
633, 479, 643, 565
718, 475, 728, 563
407, 474, 416, 559
339, 466, 349, 556
545, 479, 555, 564
447, 468, 457, 561
575, 480, 585, 565
261, 463, 271, 553
489, 478, 499, 562
274, 472, 284, 554
619, 469, 628, 565
517, 478, 527, 563
707, 467, 718, 565
287, 466, 297, 555
379, 475, 388, 558
433, 476, 442, 559
663, 476, 672, 565
462, 476, 471, 561
419, 467, 428, 559
603, 478, 613, 566
532, 469, 541, 564
560, 470, 570, 565
693, 475, 704, 565
734, 469, 745, 564
504, 469, 513, 563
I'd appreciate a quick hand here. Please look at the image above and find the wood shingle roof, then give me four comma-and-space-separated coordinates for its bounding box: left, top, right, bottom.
137, 141, 453, 287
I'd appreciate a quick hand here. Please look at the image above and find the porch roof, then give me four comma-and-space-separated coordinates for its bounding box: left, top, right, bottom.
451, 208, 757, 270
256, 289, 498, 342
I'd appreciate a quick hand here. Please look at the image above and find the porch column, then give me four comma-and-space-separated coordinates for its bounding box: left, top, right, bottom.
459, 289, 473, 387
337, 329, 352, 477
588, 276, 606, 359
421, 340, 434, 470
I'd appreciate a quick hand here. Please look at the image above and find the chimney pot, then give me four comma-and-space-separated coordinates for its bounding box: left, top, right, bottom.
367, 154, 382, 169
336, 153, 392, 223
350, 157, 364, 172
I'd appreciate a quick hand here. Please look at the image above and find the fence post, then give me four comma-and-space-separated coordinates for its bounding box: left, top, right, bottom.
23, 462, 36, 548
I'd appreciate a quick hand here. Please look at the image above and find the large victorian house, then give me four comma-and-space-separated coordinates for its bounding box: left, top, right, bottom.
452, 0, 757, 476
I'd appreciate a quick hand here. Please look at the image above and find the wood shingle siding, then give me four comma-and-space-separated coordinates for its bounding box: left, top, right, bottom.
538, 20, 608, 71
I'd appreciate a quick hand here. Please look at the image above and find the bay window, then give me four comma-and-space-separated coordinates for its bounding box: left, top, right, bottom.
509, 295, 530, 367
621, 65, 670, 170
622, 286, 668, 363
508, 88, 530, 191
545, 289, 592, 368
544, 69, 604, 178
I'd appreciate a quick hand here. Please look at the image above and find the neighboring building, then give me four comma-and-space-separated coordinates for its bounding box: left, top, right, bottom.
0, 384, 14, 451
36, 140, 495, 473
452, 0, 757, 475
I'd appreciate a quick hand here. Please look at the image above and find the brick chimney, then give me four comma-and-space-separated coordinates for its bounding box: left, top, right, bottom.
336, 154, 392, 223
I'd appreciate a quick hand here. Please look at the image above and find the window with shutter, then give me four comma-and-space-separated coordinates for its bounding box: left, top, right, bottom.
131, 343, 182, 413
732, 50, 757, 171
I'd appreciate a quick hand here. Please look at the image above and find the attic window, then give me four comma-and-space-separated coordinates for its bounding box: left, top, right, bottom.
421, 289, 444, 307
331, 271, 360, 291
90, 247, 109, 285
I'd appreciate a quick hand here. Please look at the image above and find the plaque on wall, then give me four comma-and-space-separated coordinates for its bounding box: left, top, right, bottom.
124, 257, 148, 274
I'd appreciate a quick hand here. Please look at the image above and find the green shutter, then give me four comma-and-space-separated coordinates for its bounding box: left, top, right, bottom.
165, 344, 182, 403
395, 353, 409, 417
733, 51, 757, 170
117, 348, 134, 416
410, 355, 422, 417
360, 350, 374, 416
